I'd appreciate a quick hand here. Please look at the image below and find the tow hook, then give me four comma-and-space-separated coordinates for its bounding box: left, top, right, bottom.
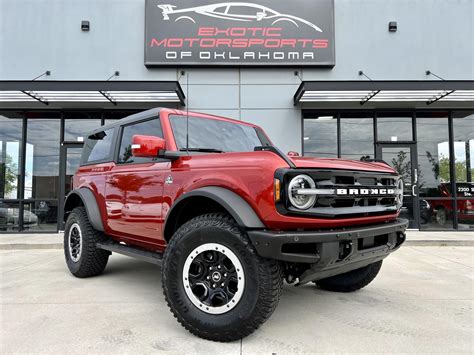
339, 241, 353, 260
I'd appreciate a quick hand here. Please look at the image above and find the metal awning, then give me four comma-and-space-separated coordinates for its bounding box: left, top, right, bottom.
294, 80, 474, 106
0, 81, 186, 106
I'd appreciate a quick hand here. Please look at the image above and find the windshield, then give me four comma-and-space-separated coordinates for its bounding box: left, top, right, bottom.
169, 115, 265, 152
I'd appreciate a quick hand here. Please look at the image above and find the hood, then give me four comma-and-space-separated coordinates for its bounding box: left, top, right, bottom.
288, 157, 397, 174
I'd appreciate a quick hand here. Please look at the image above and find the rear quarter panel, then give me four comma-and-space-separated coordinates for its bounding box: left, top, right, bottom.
72, 162, 114, 233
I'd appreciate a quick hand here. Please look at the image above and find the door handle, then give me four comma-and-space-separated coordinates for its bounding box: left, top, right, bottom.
412, 184, 417, 197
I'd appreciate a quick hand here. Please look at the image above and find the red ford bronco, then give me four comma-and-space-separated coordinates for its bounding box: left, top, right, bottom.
64, 108, 407, 341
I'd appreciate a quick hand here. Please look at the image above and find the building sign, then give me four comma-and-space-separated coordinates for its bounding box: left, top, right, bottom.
456, 183, 474, 197
144, 0, 335, 67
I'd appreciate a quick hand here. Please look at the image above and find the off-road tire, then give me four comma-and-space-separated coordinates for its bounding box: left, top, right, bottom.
64, 207, 109, 278
316, 260, 383, 293
162, 213, 283, 342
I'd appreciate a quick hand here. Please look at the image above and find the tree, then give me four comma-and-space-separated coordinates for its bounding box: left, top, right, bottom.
390, 150, 423, 186
427, 151, 468, 182
122, 145, 134, 163
1, 154, 18, 197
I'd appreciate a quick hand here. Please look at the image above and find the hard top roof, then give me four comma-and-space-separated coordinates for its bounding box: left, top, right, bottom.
86, 107, 259, 137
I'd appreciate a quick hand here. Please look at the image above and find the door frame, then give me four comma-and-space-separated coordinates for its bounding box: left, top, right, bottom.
376, 142, 420, 229
58, 141, 84, 231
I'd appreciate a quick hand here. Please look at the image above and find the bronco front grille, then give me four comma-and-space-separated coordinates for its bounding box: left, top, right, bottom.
278, 169, 400, 218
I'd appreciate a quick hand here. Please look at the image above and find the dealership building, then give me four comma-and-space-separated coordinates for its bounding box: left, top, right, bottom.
0, 0, 473, 233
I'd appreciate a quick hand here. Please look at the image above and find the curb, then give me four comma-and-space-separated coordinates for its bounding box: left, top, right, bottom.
0, 243, 63, 250
0, 241, 472, 250
404, 240, 474, 247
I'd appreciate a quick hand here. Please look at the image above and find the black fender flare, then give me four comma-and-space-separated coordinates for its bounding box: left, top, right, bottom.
64, 188, 105, 232
164, 186, 265, 235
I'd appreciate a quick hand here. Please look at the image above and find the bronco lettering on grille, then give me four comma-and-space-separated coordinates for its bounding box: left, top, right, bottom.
336, 188, 396, 196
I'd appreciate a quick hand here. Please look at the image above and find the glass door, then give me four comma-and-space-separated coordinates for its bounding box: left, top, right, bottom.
376, 143, 419, 229
58, 142, 83, 230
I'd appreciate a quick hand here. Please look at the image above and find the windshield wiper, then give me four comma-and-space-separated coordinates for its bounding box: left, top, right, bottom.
180, 148, 224, 153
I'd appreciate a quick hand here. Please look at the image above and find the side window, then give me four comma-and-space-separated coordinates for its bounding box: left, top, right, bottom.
118, 118, 163, 164
82, 128, 115, 164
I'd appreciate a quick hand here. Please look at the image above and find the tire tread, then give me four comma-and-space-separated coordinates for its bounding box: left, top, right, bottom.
64, 207, 109, 278
162, 213, 283, 342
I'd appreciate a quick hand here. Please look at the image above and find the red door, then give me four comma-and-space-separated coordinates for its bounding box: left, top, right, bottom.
105, 162, 170, 248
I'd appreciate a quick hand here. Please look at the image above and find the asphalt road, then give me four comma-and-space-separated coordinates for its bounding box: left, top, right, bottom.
1, 246, 472, 354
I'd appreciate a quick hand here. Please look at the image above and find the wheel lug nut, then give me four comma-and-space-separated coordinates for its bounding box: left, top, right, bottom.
217, 265, 221, 269
206, 276, 210, 280
212, 283, 216, 288
221, 283, 224, 287
224, 273, 227, 277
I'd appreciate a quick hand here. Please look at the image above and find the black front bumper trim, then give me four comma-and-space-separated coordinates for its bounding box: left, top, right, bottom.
247, 218, 408, 264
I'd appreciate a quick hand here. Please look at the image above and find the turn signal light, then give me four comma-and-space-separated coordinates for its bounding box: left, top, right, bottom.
274, 179, 281, 202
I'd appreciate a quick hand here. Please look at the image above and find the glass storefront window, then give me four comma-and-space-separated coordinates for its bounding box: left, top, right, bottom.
25, 114, 60, 199
453, 112, 473, 184
453, 111, 474, 229
64, 112, 101, 142
377, 113, 412, 141
340, 113, 374, 160
22, 200, 58, 232
420, 198, 455, 230
303, 116, 337, 157
0, 112, 23, 199
416, 113, 450, 198
0, 201, 21, 232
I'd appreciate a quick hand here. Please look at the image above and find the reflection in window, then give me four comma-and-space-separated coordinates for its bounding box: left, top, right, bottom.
170, 115, 262, 152
303, 117, 337, 158
82, 129, 115, 163
340, 115, 373, 160
416, 115, 450, 197
453, 112, 474, 229
65, 147, 83, 196
25, 119, 60, 199
64, 115, 101, 141
0, 114, 22, 199
453, 112, 473, 184
119, 119, 163, 164
22, 200, 58, 232
420, 199, 455, 230
0, 201, 21, 231
377, 115, 412, 141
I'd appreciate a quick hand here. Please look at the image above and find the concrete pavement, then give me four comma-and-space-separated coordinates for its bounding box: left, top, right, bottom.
1, 246, 473, 353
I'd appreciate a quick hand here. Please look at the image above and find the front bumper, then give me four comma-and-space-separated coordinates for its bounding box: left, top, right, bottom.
248, 218, 408, 283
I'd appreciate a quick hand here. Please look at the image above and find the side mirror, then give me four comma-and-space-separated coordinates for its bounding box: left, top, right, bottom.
287, 151, 300, 157
256, 12, 266, 20
131, 135, 166, 158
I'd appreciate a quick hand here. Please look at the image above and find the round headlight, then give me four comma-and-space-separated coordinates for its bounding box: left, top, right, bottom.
396, 178, 404, 210
288, 174, 316, 210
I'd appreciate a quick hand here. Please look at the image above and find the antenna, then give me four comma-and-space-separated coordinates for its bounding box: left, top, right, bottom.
184, 70, 189, 153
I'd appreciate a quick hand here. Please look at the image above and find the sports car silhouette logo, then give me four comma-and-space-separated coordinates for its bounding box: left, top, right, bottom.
157, 2, 323, 32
